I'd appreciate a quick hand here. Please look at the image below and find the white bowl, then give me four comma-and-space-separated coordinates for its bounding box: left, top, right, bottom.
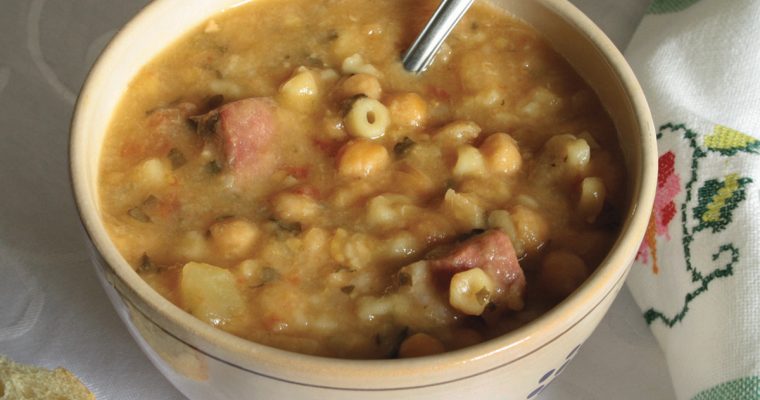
70, 0, 656, 398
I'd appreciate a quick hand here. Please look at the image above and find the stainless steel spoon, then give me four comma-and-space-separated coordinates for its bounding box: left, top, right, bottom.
402, 0, 475, 73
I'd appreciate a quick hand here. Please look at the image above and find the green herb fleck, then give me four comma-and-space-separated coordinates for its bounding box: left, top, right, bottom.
393, 137, 416, 157
260, 267, 280, 283
128, 207, 151, 223
167, 148, 187, 169
398, 271, 412, 286
206, 160, 223, 174
475, 287, 491, 305
139, 253, 156, 273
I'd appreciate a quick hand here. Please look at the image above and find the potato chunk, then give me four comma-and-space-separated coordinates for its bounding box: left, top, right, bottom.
180, 262, 246, 327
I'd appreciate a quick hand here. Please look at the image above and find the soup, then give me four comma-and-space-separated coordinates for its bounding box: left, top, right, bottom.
98, 0, 625, 359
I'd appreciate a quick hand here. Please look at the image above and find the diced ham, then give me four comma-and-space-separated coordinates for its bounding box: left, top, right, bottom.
428, 229, 526, 311
218, 97, 277, 178
194, 97, 278, 180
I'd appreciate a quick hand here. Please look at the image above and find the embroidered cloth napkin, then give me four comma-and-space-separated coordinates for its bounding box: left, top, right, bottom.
624, 1, 760, 399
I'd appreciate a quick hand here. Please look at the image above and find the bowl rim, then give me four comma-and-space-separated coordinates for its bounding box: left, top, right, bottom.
69, 0, 656, 389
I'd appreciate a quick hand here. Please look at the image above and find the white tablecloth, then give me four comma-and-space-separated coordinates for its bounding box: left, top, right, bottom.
0, 1, 675, 398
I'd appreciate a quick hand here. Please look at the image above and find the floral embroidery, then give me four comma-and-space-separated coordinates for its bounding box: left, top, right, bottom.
640, 123, 754, 327
525, 345, 581, 399
637, 151, 681, 274
704, 125, 759, 156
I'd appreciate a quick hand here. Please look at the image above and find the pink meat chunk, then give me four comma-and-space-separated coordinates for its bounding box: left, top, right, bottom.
216, 97, 277, 179
428, 229, 526, 311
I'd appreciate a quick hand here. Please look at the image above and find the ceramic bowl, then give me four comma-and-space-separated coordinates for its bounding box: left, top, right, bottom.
70, 0, 656, 398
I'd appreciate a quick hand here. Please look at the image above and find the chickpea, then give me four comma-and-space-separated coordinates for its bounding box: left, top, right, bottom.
578, 177, 606, 223
479, 133, 522, 175
540, 250, 589, 298
398, 333, 445, 358
386, 92, 428, 128
337, 140, 390, 178
510, 204, 549, 256
272, 192, 320, 224
337, 73, 382, 99
209, 218, 259, 260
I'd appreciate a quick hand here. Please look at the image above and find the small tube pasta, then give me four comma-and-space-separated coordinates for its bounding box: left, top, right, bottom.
278, 67, 318, 111
453, 145, 487, 179
341, 53, 382, 78
449, 268, 495, 315
337, 73, 382, 99
344, 97, 390, 139
578, 177, 606, 223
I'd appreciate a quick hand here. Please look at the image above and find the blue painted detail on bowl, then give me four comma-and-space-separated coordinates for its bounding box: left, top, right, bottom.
527, 385, 545, 399
539, 369, 555, 384
525, 343, 583, 398
565, 344, 581, 360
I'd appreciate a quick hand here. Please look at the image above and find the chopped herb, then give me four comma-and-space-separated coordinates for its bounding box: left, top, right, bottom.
142, 195, 158, 207
167, 148, 187, 169
139, 253, 156, 272
206, 160, 223, 174
388, 326, 409, 358
190, 111, 220, 137
334, 265, 355, 273
204, 94, 225, 110
475, 287, 491, 305
397, 271, 412, 286
326, 30, 339, 41
393, 137, 416, 157
340, 94, 367, 116
458, 228, 485, 242
275, 219, 302, 233
214, 214, 235, 221
340, 285, 355, 294
305, 55, 324, 67
260, 267, 280, 283
127, 207, 151, 223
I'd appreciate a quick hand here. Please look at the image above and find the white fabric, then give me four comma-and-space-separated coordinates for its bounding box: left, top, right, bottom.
0, 1, 673, 399
625, 1, 760, 399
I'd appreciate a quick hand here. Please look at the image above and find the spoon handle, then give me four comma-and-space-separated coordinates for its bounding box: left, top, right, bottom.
402, 0, 474, 73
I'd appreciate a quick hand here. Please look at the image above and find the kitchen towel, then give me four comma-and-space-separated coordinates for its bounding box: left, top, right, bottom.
625, 0, 760, 399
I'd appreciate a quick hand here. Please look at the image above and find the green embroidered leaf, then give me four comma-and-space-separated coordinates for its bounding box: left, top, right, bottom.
647, 0, 702, 14
704, 125, 759, 156
693, 174, 752, 233
691, 376, 760, 400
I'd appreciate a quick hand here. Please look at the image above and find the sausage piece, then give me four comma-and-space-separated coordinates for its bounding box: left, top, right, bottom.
194, 97, 277, 180
428, 229, 525, 311
218, 98, 277, 178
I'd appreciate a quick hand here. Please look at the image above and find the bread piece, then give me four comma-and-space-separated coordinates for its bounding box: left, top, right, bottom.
0, 355, 95, 400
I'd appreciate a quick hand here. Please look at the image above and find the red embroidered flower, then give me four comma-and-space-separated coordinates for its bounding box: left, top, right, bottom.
637, 151, 681, 273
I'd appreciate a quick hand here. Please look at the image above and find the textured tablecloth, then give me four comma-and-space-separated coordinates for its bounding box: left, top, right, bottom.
0, 1, 675, 399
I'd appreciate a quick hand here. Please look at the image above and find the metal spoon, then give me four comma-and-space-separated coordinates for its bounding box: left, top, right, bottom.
402, 0, 474, 73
